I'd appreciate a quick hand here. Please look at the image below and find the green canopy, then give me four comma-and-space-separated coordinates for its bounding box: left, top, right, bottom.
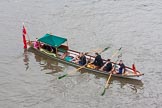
38, 34, 67, 48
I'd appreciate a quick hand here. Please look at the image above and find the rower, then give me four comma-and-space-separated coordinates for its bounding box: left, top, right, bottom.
99, 59, 112, 72
78, 52, 86, 66
92, 53, 104, 69
72, 52, 87, 66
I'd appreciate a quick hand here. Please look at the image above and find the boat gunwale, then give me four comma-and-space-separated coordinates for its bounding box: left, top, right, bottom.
27, 44, 143, 80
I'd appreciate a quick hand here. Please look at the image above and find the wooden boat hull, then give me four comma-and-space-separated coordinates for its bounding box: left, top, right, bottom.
27, 44, 144, 81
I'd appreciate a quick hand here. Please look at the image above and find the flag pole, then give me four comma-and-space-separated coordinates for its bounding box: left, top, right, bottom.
27, 33, 30, 42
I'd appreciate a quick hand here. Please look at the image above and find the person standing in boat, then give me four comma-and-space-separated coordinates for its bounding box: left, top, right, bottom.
99, 59, 112, 72
92, 52, 104, 68
117, 60, 125, 74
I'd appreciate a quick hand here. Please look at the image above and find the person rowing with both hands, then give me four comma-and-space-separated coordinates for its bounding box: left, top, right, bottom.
99, 59, 125, 74
89, 52, 104, 69
99, 59, 113, 73
72, 52, 87, 66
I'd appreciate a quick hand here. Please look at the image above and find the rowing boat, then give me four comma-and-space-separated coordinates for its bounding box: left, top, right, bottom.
26, 33, 144, 80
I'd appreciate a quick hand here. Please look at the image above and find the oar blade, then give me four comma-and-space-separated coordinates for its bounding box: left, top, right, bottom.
101, 88, 106, 96
103, 47, 110, 51
99, 46, 111, 54
118, 47, 122, 51
58, 74, 67, 79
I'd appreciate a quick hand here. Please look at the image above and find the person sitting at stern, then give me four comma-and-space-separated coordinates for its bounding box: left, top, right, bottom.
116, 60, 125, 74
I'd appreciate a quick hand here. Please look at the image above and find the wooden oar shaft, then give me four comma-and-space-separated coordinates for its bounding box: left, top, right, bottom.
110, 47, 122, 59
68, 65, 86, 74
101, 73, 112, 96
105, 73, 112, 88
86, 46, 110, 54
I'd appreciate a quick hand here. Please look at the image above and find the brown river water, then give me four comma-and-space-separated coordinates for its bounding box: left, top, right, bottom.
0, 0, 162, 108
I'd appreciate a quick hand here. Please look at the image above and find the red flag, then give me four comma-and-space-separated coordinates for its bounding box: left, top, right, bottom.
23, 25, 26, 34
132, 64, 137, 74
22, 25, 27, 49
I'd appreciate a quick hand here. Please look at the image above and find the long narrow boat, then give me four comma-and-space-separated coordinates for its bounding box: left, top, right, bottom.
27, 33, 144, 80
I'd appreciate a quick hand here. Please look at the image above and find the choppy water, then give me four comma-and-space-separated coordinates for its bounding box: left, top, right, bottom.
0, 0, 162, 108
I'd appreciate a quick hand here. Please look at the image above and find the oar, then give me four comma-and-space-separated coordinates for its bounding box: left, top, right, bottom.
101, 58, 119, 96
85, 46, 110, 54
100, 47, 110, 54
101, 73, 112, 96
58, 65, 85, 79
110, 47, 122, 59
101, 47, 122, 96
58, 46, 111, 79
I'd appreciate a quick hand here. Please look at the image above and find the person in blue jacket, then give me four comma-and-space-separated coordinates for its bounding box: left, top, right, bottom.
117, 60, 125, 74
